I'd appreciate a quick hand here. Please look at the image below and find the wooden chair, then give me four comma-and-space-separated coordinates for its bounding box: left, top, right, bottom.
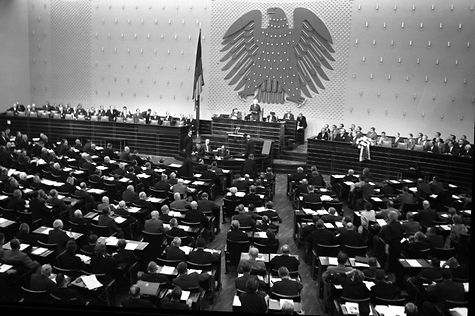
302, 201, 323, 210
316, 243, 341, 257
149, 187, 169, 199
225, 239, 250, 273
253, 241, 278, 254
16, 210, 42, 230
343, 245, 368, 257
431, 247, 456, 260
156, 257, 182, 267
270, 291, 301, 302
373, 296, 406, 305
20, 286, 50, 304
37, 240, 58, 250
0, 206, 18, 221
52, 265, 80, 280
90, 223, 115, 237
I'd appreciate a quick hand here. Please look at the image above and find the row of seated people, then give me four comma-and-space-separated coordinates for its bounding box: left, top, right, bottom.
6, 102, 195, 127
320, 250, 467, 316
313, 123, 473, 157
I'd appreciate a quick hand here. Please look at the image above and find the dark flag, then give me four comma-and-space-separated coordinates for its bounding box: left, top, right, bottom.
192, 29, 204, 107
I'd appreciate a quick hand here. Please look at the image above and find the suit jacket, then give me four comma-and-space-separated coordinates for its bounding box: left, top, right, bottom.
297, 116, 307, 129
283, 113, 295, 120
184, 209, 207, 225
167, 227, 188, 238
197, 199, 220, 217
97, 214, 122, 234
235, 273, 268, 292
239, 292, 267, 314
144, 218, 164, 233
307, 228, 336, 247
188, 248, 219, 265
244, 140, 256, 158
269, 255, 300, 272
303, 192, 321, 203
416, 208, 437, 227
227, 229, 249, 242
172, 183, 188, 195
241, 159, 258, 178
232, 213, 256, 228
161, 297, 190, 310
154, 180, 171, 191
30, 273, 56, 291
339, 229, 364, 247
164, 245, 186, 261
139, 271, 169, 285
271, 278, 303, 296
173, 272, 206, 290
122, 190, 138, 203
2, 249, 38, 270
370, 281, 399, 300
56, 252, 84, 270
48, 229, 70, 250
426, 279, 465, 302
249, 103, 261, 121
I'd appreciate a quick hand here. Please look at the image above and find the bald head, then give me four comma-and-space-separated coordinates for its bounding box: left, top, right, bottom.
281, 244, 290, 254
249, 247, 259, 258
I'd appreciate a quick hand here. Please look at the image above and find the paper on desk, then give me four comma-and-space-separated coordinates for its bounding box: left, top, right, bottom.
178, 225, 190, 231
233, 295, 241, 306
317, 209, 329, 215
335, 222, 343, 228
194, 173, 202, 178
377, 219, 387, 226
450, 308, 468, 316
119, 177, 130, 183
438, 225, 451, 231
105, 236, 118, 246
125, 242, 138, 251
193, 181, 205, 185
169, 163, 182, 168
31, 247, 48, 255
344, 181, 355, 186
403, 179, 413, 183
147, 197, 163, 203
180, 290, 191, 301
372, 197, 383, 202
430, 194, 438, 199
406, 259, 422, 267
389, 180, 399, 184
280, 299, 294, 309
182, 179, 191, 184
452, 195, 462, 200
137, 173, 150, 179
321, 195, 333, 201
161, 265, 176, 275
163, 223, 171, 230
328, 257, 338, 265
363, 280, 375, 290
19, 243, 29, 251
0, 218, 7, 224
76, 254, 91, 264
81, 274, 103, 290
408, 187, 417, 193
345, 302, 359, 314
324, 223, 334, 229
255, 231, 267, 238
114, 216, 127, 224
188, 268, 202, 274
0, 264, 13, 273
96, 165, 108, 170
0, 195, 8, 201
236, 191, 245, 197
179, 246, 193, 255
302, 208, 317, 215
254, 206, 265, 213
127, 207, 141, 213
332, 175, 345, 179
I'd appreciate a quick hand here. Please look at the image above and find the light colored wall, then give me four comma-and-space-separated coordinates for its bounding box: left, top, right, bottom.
22, 0, 475, 138
0, 0, 31, 111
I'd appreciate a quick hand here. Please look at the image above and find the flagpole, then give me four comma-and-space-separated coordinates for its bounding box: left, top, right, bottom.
195, 95, 200, 138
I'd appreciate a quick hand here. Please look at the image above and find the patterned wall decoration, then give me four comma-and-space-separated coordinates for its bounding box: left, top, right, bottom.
344, 0, 475, 137
51, 0, 92, 104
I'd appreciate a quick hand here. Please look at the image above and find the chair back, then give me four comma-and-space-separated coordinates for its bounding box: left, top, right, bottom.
37, 240, 58, 250
326, 201, 343, 214
52, 265, 80, 279
141, 230, 165, 246
431, 247, 456, 260
316, 244, 341, 257
67, 220, 89, 234
226, 239, 250, 266
179, 220, 201, 227
343, 245, 368, 257
373, 296, 406, 305
302, 201, 323, 210
253, 241, 277, 254
156, 257, 182, 267
270, 291, 301, 302
444, 299, 468, 308
186, 261, 213, 271
90, 223, 114, 237
0, 206, 17, 221
50, 292, 80, 305
149, 187, 169, 198
20, 286, 50, 304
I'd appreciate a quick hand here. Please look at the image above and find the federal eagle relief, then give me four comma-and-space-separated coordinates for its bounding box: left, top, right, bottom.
221, 7, 335, 107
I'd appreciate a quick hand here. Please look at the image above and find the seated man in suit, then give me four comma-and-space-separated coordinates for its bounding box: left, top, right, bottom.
235, 260, 268, 293
159, 205, 173, 223
234, 174, 252, 192
370, 269, 399, 302
161, 286, 191, 310
138, 261, 169, 285
144, 210, 164, 234
56, 239, 84, 271
164, 237, 186, 261
184, 201, 209, 227
338, 222, 365, 247
188, 238, 220, 265
303, 185, 321, 203
321, 207, 343, 223
232, 204, 258, 229
154, 173, 172, 191
170, 192, 190, 210
172, 179, 188, 196
98, 206, 124, 238
48, 219, 71, 251
415, 200, 437, 228
306, 219, 337, 249
402, 212, 421, 236
173, 261, 210, 290
237, 247, 267, 275
166, 218, 188, 239
242, 185, 262, 207
271, 266, 303, 297
269, 244, 300, 273
1, 238, 40, 272
121, 285, 157, 309
122, 185, 138, 203
227, 220, 250, 242
423, 269, 465, 316
30, 263, 56, 291
362, 257, 385, 280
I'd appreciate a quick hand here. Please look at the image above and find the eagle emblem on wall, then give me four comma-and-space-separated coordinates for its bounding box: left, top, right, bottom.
221, 7, 334, 107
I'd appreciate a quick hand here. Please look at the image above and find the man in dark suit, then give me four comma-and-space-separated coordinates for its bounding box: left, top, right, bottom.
269, 244, 300, 272
183, 130, 193, 158
161, 286, 190, 310
271, 266, 303, 297
244, 134, 255, 158
242, 185, 262, 208
241, 154, 258, 178
321, 207, 343, 223
227, 220, 250, 242
122, 185, 138, 203
423, 269, 465, 315
2, 238, 40, 271
445, 140, 459, 156
338, 222, 364, 247
283, 109, 294, 120
232, 204, 257, 228
98, 207, 124, 237
370, 270, 399, 302
30, 264, 57, 291
121, 285, 157, 309
144, 210, 164, 233
48, 219, 71, 251
172, 262, 210, 290
184, 201, 208, 226
235, 260, 268, 293
266, 111, 278, 122
303, 185, 321, 203
296, 113, 307, 144
167, 218, 188, 239
249, 98, 261, 121
306, 219, 337, 248
415, 200, 437, 228
197, 192, 220, 230
188, 238, 219, 265
154, 173, 172, 191
164, 237, 186, 261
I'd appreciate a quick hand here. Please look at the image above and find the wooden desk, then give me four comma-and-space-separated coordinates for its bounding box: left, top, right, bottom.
307, 139, 473, 189
33, 226, 83, 240
0, 114, 189, 157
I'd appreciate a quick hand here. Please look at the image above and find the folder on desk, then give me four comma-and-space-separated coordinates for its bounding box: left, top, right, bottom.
81, 274, 103, 290
136, 280, 160, 296
328, 257, 338, 265
406, 259, 422, 267
160, 265, 176, 275
114, 216, 127, 224
125, 243, 138, 251
324, 223, 334, 229
0, 264, 13, 273
31, 247, 48, 256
